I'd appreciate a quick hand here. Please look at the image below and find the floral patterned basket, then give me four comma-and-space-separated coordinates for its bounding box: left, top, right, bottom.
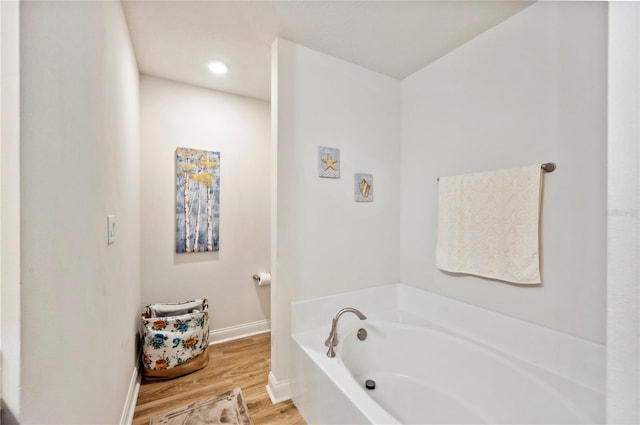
141, 298, 209, 380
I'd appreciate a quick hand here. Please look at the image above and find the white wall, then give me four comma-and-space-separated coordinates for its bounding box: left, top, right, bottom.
400, 1, 607, 344
140, 76, 271, 334
0, 0, 21, 422
607, 2, 640, 423
19, 2, 140, 423
271, 38, 400, 385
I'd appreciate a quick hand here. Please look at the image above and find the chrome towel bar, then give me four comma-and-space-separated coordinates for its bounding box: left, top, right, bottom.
437, 162, 556, 182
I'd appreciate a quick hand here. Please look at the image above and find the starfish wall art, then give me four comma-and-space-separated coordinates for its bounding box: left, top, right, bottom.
318, 146, 340, 178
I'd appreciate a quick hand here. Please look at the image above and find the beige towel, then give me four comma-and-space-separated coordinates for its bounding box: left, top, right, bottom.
436, 164, 543, 284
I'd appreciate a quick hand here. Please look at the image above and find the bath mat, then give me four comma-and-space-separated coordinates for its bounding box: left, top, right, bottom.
149, 387, 253, 425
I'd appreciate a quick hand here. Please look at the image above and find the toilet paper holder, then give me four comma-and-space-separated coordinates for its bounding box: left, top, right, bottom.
252, 272, 271, 286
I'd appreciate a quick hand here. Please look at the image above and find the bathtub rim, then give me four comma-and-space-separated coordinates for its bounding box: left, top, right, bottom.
291, 282, 605, 394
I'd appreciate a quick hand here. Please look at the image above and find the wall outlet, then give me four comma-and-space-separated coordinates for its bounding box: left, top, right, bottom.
107, 215, 116, 245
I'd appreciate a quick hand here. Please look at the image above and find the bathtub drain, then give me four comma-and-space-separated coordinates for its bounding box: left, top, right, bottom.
365, 379, 376, 390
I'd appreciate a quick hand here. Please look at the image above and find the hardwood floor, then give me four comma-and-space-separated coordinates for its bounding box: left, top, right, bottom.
132, 332, 306, 425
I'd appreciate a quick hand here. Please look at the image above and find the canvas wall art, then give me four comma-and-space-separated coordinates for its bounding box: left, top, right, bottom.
176, 148, 220, 253
355, 173, 373, 202
318, 146, 340, 178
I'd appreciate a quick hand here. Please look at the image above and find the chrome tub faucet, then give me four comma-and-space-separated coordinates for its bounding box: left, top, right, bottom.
324, 307, 367, 358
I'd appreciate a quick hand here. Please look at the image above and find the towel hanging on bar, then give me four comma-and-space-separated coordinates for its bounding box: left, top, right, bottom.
435, 164, 545, 284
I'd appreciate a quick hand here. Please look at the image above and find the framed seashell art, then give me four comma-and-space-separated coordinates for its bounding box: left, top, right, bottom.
355, 173, 373, 202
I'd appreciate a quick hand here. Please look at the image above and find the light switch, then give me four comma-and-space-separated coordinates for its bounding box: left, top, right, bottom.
107, 215, 116, 245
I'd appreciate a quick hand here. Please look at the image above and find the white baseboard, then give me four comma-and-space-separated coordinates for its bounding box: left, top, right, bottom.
209, 319, 270, 345
120, 360, 141, 425
265, 371, 291, 404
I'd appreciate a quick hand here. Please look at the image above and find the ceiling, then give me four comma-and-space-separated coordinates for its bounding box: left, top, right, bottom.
122, 1, 532, 101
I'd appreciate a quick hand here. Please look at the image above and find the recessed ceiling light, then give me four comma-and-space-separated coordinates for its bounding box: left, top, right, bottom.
208, 61, 229, 75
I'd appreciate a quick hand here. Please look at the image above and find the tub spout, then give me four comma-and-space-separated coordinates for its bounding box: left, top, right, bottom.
324, 307, 367, 358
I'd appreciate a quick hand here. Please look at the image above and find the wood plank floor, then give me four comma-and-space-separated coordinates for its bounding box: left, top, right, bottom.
132, 332, 306, 425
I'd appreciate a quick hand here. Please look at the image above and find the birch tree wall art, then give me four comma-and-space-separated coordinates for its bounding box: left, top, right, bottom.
176, 148, 220, 253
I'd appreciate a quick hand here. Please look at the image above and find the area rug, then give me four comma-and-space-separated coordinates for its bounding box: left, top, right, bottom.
149, 387, 254, 425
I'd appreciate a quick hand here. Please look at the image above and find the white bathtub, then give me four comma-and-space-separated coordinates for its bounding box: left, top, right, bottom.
290, 284, 604, 425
